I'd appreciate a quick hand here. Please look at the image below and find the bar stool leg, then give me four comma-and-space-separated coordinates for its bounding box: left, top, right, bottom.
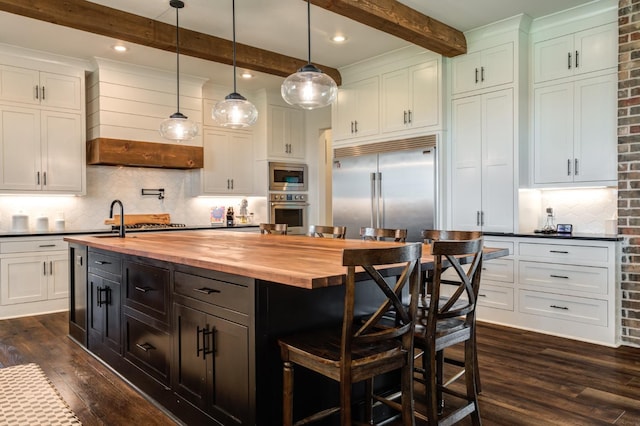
283, 361, 294, 426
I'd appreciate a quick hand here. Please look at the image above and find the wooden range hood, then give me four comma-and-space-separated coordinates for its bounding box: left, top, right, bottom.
87, 138, 203, 169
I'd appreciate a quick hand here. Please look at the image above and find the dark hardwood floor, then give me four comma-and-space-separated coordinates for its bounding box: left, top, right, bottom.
0, 312, 639, 425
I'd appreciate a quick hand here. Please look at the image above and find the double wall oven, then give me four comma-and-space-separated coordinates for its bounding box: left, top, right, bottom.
268, 162, 308, 234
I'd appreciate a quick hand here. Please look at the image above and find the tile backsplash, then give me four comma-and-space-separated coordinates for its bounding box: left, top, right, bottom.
538, 188, 617, 234
0, 166, 267, 233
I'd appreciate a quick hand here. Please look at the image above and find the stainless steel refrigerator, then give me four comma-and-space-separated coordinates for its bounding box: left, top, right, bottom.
332, 147, 436, 242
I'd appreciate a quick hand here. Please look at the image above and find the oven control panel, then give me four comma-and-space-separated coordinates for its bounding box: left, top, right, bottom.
270, 193, 307, 202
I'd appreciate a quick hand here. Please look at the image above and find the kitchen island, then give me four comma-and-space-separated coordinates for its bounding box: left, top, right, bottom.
64, 230, 506, 425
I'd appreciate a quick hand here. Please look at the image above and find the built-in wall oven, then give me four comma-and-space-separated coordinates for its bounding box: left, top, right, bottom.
269, 193, 308, 235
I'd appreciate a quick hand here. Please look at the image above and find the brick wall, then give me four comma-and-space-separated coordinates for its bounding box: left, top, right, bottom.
618, 0, 640, 346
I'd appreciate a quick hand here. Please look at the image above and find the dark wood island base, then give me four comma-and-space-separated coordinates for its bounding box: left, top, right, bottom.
65, 231, 506, 425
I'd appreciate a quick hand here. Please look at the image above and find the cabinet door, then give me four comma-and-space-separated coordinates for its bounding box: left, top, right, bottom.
268, 105, 305, 159
41, 111, 83, 193
573, 74, 617, 183
69, 244, 88, 345
229, 131, 254, 193
451, 96, 482, 231
381, 68, 409, 134
287, 108, 305, 159
533, 83, 574, 184
451, 51, 482, 94
0, 255, 48, 305
39, 72, 82, 110
409, 60, 440, 130
332, 77, 379, 142
480, 43, 514, 89
573, 24, 617, 77
332, 83, 356, 141
88, 274, 121, 354
481, 89, 514, 233
48, 253, 70, 300
202, 128, 233, 193
534, 34, 574, 83
173, 303, 208, 410
0, 106, 41, 190
0, 64, 39, 105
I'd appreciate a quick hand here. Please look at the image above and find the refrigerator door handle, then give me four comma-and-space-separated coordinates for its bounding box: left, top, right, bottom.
370, 172, 377, 228
377, 172, 383, 228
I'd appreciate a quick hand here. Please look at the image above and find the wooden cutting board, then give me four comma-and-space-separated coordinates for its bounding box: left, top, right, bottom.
104, 213, 171, 225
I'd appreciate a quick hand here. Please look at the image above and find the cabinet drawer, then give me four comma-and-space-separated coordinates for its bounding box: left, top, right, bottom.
519, 290, 607, 326
175, 271, 249, 314
477, 284, 514, 311
484, 239, 514, 256
124, 315, 170, 385
124, 261, 170, 322
1, 239, 67, 253
482, 258, 514, 283
518, 242, 608, 264
88, 250, 121, 276
519, 261, 607, 295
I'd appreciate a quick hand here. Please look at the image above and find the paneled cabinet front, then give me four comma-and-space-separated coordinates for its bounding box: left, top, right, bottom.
451, 42, 514, 95
194, 127, 254, 195
450, 89, 514, 233
533, 73, 616, 185
332, 76, 379, 143
0, 65, 82, 110
268, 105, 305, 160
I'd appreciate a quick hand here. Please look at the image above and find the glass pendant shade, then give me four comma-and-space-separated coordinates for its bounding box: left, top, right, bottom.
160, 0, 198, 142
281, 63, 338, 110
212, 92, 258, 128
213, 0, 258, 128
159, 112, 199, 141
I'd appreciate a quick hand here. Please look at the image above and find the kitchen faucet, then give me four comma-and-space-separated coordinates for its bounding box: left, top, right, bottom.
109, 199, 125, 238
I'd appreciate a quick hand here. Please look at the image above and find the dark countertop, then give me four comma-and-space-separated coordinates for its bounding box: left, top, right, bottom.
483, 231, 621, 242
0, 224, 259, 239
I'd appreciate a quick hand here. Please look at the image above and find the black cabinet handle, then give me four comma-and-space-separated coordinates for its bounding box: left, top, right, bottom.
97, 286, 110, 307
550, 305, 569, 310
135, 286, 152, 293
480, 66, 485, 82
39, 244, 56, 248
575, 50, 579, 68
196, 326, 215, 360
94, 260, 111, 265
568, 52, 572, 69
194, 287, 220, 295
136, 342, 155, 352
550, 274, 569, 279
550, 250, 569, 254
475, 67, 479, 83
403, 110, 407, 124
478, 294, 487, 297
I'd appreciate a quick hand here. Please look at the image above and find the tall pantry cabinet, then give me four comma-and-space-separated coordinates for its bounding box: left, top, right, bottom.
450, 16, 530, 232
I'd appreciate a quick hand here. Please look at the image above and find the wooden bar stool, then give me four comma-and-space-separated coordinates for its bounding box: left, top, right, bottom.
259, 223, 288, 235
360, 227, 408, 242
421, 230, 484, 396
308, 225, 347, 239
413, 236, 483, 425
278, 243, 422, 425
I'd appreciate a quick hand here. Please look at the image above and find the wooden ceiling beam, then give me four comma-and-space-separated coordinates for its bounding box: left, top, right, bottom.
0, 0, 342, 85
309, 0, 467, 57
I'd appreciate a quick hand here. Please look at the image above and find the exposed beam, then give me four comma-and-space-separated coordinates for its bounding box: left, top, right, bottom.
309, 0, 467, 57
0, 0, 342, 85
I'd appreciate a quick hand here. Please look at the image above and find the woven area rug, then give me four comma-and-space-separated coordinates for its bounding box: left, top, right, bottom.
0, 363, 82, 425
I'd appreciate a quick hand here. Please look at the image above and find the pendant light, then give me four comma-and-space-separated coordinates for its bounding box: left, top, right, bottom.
212, 0, 258, 128
159, 0, 198, 141
281, 0, 338, 110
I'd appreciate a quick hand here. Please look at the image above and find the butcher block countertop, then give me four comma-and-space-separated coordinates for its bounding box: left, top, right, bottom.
64, 230, 506, 289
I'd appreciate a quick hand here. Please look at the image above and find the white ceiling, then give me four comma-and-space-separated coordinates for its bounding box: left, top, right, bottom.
0, 0, 599, 91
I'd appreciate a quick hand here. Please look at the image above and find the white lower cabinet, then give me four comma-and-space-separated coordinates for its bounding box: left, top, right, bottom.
0, 237, 69, 319
476, 236, 618, 346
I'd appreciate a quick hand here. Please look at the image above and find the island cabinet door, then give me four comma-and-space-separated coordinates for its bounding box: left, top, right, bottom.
173, 303, 250, 426
88, 274, 121, 357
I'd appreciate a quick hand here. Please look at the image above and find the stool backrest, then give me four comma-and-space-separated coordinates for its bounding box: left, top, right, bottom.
308, 225, 347, 239
360, 227, 408, 242
342, 243, 422, 358
259, 223, 288, 235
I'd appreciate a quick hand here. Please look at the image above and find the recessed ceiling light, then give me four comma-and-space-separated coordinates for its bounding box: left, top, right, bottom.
331, 35, 347, 43
241, 71, 254, 79
112, 45, 128, 53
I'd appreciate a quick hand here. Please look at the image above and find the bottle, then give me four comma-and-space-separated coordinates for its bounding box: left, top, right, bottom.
226, 207, 234, 227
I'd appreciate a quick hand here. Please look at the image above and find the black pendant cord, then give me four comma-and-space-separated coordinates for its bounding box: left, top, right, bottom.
232, 0, 237, 93
306, 0, 311, 65
175, 4, 181, 113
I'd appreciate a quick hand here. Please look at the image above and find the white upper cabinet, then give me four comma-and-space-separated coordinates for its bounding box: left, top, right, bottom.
268, 105, 305, 160
451, 42, 514, 95
381, 59, 440, 134
193, 127, 254, 196
332, 76, 379, 143
0, 65, 82, 110
533, 73, 617, 186
533, 23, 617, 83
